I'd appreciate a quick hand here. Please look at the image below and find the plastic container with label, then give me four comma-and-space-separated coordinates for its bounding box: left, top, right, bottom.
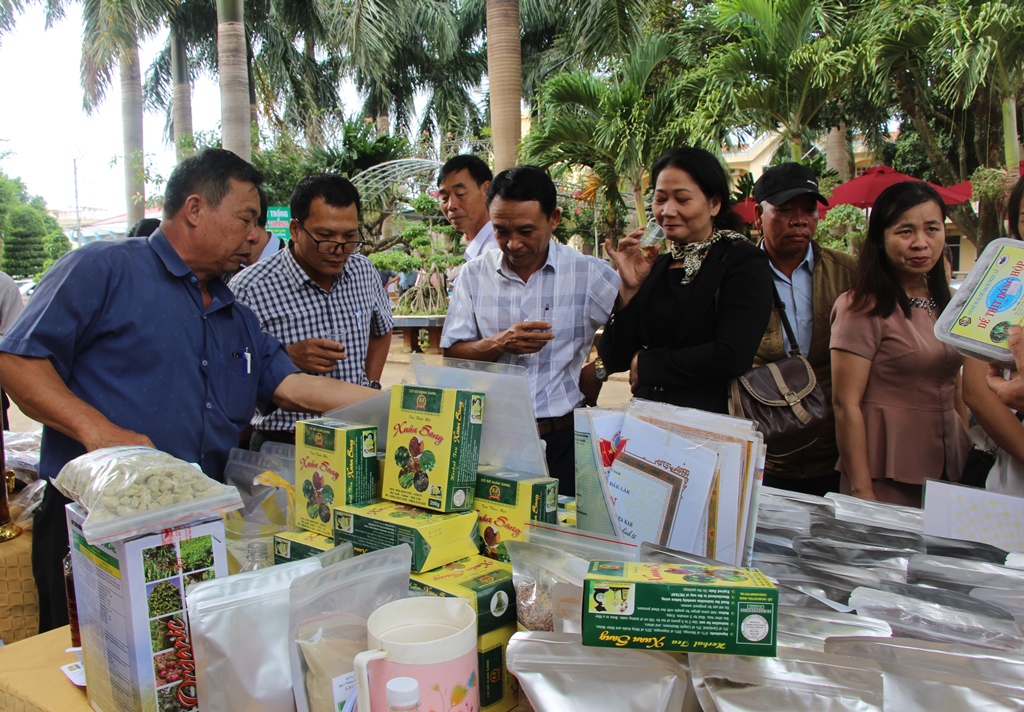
934, 238, 1024, 362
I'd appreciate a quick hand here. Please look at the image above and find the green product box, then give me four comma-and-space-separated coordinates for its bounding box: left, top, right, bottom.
272, 530, 335, 564
474, 467, 558, 562
383, 385, 484, 512
409, 555, 516, 634
582, 561, 778, 657
295, 418, 378, 536
333, 499, 479, 573
409, 557, 518, 712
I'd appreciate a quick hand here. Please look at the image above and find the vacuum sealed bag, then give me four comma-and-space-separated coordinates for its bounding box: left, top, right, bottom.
848, 586, 1024, 652
524, 521, 639, 561
971, 587, 1024, 624
507, 631, 693, 712
824, 493, 923, 533
792, 536, 911, 582
826, 636, 1024, 712
223, 447, 296, 572
289, 545, 412, 712
810, 519, 924, 553
758, 487, 836, 519
923, 534, 1008, 564
752, 553, 882, 594
908, 554, 1024, 594
776, 605, 891, 651
506, 540, 590, 631
878, 580, 1014, 620
691, 646, 883, 712
186, 545, 353, 712
54, 446, 243, 543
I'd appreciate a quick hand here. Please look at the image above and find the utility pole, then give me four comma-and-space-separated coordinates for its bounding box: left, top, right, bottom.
73, 159, 82, 246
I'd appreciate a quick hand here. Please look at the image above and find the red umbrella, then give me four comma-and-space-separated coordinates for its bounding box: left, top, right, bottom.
732, 196, 758, 224
945, 180, 973, 202
830, 166, 967, 208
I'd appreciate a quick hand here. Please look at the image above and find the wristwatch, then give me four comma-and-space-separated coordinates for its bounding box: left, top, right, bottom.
367, 380, 382, 390
593, 358, 608, 383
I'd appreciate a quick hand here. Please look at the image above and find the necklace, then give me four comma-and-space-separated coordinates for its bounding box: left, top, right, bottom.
908, 296, 937, 317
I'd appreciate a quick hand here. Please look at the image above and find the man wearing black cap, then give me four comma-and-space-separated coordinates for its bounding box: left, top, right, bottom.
751, 162, 857, 496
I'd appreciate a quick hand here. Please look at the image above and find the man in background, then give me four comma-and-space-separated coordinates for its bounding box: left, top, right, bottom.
231, 174, 393, 449
437, 155, 500, 261
441, 166, 619, 493
752, 162, 856, 496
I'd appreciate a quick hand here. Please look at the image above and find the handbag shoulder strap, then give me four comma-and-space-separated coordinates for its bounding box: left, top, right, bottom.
772, 284, 804, 357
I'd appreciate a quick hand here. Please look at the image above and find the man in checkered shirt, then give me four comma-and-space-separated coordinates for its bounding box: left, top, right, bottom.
231, 174, 394, 448
441, 166, 620, 494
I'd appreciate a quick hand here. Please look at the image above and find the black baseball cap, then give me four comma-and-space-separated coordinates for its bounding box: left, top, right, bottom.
753, 163, 829, 207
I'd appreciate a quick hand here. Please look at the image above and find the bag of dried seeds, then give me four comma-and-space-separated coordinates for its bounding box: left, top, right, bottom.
506, 541, 590, 632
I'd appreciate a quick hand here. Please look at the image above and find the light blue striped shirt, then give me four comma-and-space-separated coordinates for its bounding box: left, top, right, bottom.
765, 243, 815, 354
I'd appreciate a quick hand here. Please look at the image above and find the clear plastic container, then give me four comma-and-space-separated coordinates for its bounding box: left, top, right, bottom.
935, 238, 1024, 362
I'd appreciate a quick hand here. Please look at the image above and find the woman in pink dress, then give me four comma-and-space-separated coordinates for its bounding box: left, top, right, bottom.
831, 181, 970, 506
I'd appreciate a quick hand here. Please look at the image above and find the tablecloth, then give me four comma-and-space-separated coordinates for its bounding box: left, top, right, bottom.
0, 518, 37, 644
0, 626, 87, 712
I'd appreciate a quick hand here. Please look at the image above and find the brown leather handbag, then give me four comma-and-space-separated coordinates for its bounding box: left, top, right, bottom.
728, 286, 828, 456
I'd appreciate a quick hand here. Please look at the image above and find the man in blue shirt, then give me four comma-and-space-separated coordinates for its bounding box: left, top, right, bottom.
0, 149, 378, 632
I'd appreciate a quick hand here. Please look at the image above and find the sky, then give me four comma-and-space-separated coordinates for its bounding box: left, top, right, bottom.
0, 5, 229, 217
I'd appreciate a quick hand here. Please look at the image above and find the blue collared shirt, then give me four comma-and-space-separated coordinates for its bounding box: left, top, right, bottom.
0, 230, 298, 481
765, 242, 815, 354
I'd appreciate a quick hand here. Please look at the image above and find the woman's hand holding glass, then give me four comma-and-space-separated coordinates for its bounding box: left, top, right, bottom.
605, 225, 660, 308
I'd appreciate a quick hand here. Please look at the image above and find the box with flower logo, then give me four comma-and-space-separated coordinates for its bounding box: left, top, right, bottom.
295, 418, 378, 536
382, 385, 485, 513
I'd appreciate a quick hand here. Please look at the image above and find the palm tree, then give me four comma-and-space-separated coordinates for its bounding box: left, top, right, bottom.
486, 0, 521, 171
520, 35, 683, 223
217, 0, 249, 160
78, 0, 172, 224
937, 0, 1024, 179
686, 0, 855, 163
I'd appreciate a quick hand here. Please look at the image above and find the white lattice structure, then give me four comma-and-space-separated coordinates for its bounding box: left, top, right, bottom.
351, 158, 444, 205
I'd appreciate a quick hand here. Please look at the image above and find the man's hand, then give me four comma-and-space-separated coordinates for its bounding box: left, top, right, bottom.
287, 338, 347, 374
987, 325, 1024, 410
495, 321, 554, 355
579, 361, 603, 407
81, 423, 155, 452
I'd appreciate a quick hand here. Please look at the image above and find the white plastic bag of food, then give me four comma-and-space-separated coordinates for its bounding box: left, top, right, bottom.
507, 631, 692, 712
54, 446, 243, 543
288, 545, 412, 712
186, 544, 353, 712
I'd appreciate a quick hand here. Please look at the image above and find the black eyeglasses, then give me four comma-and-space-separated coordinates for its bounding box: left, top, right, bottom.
298, 223, 365, 255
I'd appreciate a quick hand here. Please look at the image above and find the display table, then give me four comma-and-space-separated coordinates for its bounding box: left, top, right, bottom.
0, 626, 87, 712
392, 315, 446, 354
0, 510, 38, 644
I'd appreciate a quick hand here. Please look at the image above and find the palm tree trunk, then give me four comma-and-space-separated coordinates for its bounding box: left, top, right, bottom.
217, 0, 251, 161
632, 181, 645, 225
1003, 94, 1020, 181
247, 35, 258, 131
826, 122, 850, 182
790, 135, 802, 163
120, 43, 145, 226
303, 35, 322, 147
171, 29, 194, 161
487, 0, 521, 172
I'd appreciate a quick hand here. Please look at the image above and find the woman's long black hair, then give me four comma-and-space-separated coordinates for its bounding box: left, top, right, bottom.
850, 181, 951, 319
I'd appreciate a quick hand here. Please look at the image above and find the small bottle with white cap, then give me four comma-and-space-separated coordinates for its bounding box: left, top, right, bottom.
385, 677, 421, 711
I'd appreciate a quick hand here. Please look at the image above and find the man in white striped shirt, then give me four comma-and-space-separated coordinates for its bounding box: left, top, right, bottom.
441, 166, 620, 493
231, 174, 393, 448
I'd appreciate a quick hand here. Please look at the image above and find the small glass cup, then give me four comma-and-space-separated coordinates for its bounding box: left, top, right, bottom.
325, 330, 346, 348
638, 217, 666, 255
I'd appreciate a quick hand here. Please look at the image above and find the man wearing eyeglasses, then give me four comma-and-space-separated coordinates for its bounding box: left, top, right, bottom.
231, 174, 394, 448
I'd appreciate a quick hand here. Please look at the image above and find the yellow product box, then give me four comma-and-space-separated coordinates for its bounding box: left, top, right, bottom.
383, 385, 485, 512
272, 530, 334, 564
582, 561, 778, 657
333, 499, 479, 573
474, 468, 558, 562
295, 418, 378, 536
409, 557, 518, 712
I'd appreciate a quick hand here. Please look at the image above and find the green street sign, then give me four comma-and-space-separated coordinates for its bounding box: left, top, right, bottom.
267, 206, 291, 242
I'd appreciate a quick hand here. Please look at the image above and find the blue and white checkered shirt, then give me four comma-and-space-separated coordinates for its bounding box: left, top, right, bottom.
230, 246, 394, 432
441, 241, 620, 418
